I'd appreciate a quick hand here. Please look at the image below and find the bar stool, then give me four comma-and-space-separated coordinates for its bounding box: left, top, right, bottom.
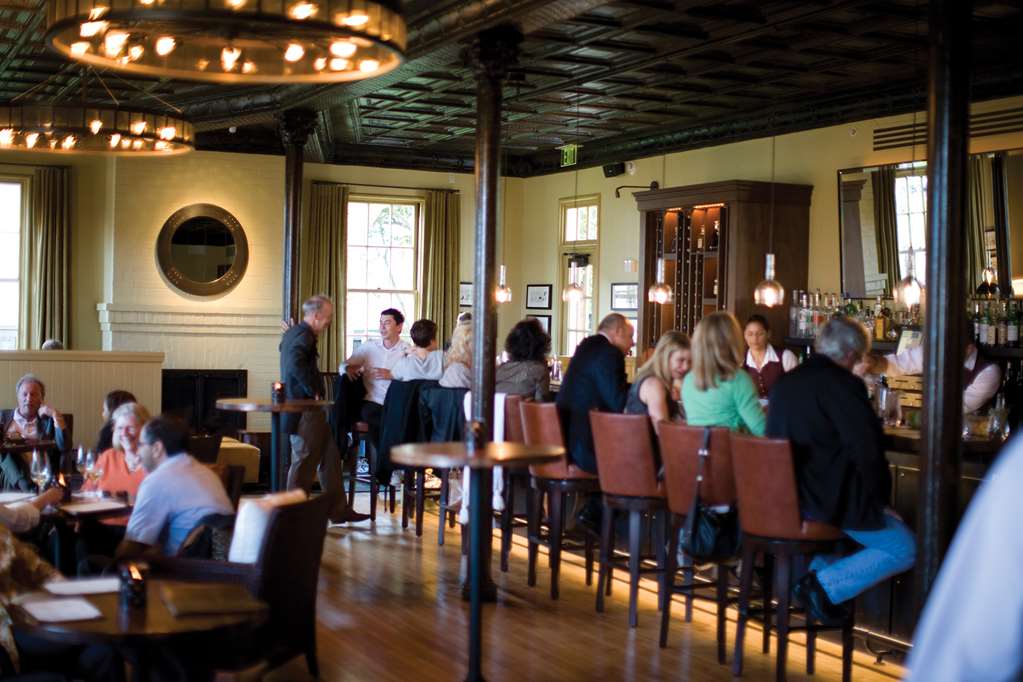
590, 411, 667, 627
520, 402, 598, 600
657, 423, 737, 662
499, 395, 530, 572
347, 421, 396, 521
730, 433, 854, 682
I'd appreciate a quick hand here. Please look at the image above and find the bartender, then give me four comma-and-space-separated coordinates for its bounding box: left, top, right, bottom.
866, 327, 1000, 414
743, 314, 797, 400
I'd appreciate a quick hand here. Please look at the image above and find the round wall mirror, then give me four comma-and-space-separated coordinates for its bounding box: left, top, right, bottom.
156, 203, 248, 296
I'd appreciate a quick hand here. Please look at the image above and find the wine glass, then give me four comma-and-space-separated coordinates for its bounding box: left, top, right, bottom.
30, 450, 51, 494
84, 450, 103, 498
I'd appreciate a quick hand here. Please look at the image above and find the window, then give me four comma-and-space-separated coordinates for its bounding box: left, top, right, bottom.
559, 195, 599, 354
894, 171, 927, 285
345, 199, 420, 357
0, 182, 20, 349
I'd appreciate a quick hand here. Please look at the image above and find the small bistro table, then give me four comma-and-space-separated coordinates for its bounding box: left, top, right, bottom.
390, 441, 562, 682
216, 398, 334, 492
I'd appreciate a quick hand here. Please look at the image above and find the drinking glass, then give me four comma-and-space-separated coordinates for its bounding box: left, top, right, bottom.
30, 450, 51, 494
84, 450, 103, 498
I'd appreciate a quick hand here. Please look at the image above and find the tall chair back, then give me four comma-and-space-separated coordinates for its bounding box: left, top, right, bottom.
520, 402, 580, 478
589, 411, 662, 498
504, 395, 526, 443
658, 423, 735, 516
189, 433, 223, 464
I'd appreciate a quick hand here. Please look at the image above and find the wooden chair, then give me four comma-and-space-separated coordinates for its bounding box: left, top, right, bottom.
590, 411, 667, 627
189, 433, 224, 464
150, 493, 331, 677
657, 423, 738, 662
730, 434, 854, 682
520, 402, 598, 600
498, 395, 530, 571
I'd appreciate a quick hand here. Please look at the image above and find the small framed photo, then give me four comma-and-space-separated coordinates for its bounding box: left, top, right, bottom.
528, 314, 551, 334
459, 282, 473, 307
611, 282, 639, 311
525, 284, 553, 310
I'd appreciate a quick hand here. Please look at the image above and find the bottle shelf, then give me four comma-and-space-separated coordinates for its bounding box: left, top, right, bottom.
784, 337, 1023, 359
983, 345, 1023, 359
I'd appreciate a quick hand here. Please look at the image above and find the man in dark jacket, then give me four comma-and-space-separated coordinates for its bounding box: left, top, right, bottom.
280, 295, 367, 523
555, 313, 633, 473
767, 316, 915, 623
0, 374, 67, 491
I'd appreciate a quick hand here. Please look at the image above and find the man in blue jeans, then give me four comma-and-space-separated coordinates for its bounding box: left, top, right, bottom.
767, 316, 916, 623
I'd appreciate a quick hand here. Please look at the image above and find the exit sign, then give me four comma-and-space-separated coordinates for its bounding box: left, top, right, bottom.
558, 143, 580, 167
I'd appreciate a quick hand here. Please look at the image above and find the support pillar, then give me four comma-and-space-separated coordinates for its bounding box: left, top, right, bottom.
279, 108, 318, 322
918, 0, 971, 608
464, 24, 521, 682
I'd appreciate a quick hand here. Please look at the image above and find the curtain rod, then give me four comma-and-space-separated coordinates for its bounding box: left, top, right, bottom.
314, 180, 460, 193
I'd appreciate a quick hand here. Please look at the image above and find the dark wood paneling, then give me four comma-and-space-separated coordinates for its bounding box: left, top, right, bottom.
161, 369, 248, 437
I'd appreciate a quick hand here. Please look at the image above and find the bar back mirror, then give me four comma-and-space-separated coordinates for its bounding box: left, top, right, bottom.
838, 150, 1023, 299
157, 203, 249, 296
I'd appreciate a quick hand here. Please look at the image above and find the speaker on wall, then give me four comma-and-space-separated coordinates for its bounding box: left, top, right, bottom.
602, 162, 626, 178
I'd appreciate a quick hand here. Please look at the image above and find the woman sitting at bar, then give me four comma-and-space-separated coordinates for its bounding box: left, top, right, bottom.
496, 318, 552, 401
742, 314, 797, 400
625, 330, 690, 428
682, 311, 765, 435
94, 389, 136, 453
440, 319, 473, 389
82, 402, 150, 508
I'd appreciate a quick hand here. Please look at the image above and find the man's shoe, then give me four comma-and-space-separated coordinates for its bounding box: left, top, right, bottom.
330, 510, 371, 525
792, 572, 850, 626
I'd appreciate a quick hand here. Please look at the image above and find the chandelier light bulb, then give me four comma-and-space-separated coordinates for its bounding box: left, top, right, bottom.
342, 12, 369, 26
89, 119, 103, 134
242, 60, 257, 74
109, 133, 121, 147
70, 41, 90, 56
88, 6, 108, 20
225, 0, 246, 8
128, 44, 144, 61
982, 264, 997, 286
313, 57, 327, 71
61, 135, 76, 150
154, 140, 168, 150
139, 0, 155, 5
288, 2, 318, 20
495, 265, 512, 304
359, 59, 380, 73
0, 129, 13, 147
80, 20, 107, 37
197, 58, 209, 71
155, 36, 176, 56
158, 126, 176, 140
103, 31, 128, 57
284, 43, 305, 62
753, 253, 785, 308
221, 46, 241, 71
131, 138, 143, 150
49, 139, 58, 149
24, 132, 39, 148
121, 138, 131, 149
131, 120, 147, 135
329, 57, 348, 71
329, 40, 357, 58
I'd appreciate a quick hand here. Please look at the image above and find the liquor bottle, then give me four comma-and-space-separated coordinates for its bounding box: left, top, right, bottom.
789, 289, 801, 337
972, 302, 982, 343
873, 295, 887, 342
997, 302, 1009, 347
713, 277, 718, 297
696, 226, 704, 250
1007, 301, 1020, 348
798, 292, 811, 338
978, 302, 991, 347
709, 220, 720, 249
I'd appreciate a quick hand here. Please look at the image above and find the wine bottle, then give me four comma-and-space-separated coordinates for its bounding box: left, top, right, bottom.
997, 302, 1008, 347
709, 220, 720, 249
1008, 301, 1020, 348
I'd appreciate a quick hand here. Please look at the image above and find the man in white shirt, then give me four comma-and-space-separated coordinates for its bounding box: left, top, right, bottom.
116, 416, 233, 559
869, 340, 1000, 414
341, 308, 410, 447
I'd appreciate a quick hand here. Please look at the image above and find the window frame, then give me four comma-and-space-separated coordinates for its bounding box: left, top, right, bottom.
558, 194, 601, 355
893, 166, 927, 285
0, 174, 28, 350
343, 194, 424, 357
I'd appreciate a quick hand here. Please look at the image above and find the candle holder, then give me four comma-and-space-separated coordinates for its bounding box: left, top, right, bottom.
271, 382, 286, 405
119, 562, 147, 609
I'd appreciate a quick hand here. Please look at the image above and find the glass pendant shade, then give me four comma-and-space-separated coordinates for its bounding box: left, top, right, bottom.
647, 257, 673, 304
977, 264, 999, 297
753, 253, 785, 307
0, 104, 192, 154
894, 247, 923, 308
562, 263, 584, 302
494, 264, 512, 304
46, 0, 407, 84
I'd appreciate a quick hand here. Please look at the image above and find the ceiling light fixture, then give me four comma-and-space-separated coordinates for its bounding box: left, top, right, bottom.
753, 135, 785, 308
46, 0, 407, 84
0, 105, 193, 155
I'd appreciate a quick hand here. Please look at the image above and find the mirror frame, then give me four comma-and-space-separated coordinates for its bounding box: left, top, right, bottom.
156, 203, 249, 296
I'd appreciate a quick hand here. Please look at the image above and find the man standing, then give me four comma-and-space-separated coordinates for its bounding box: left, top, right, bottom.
341, 308, 410, 454
767, 317, 915, 623
282, 295, 367, 524
0, 374, 67, 490
555, 313, 633, 473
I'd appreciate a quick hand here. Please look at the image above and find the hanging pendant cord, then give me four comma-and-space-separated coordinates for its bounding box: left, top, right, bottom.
769, 134, 776, 253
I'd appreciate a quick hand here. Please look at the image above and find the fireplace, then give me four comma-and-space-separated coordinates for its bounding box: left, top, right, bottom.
162, 369, 248, 435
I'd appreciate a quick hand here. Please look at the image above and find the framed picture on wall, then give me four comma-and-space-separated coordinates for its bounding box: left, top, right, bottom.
459, 282, 473, 307
525, 284, 552, 310
528, 315, 551, 334
610, 282, 639, 311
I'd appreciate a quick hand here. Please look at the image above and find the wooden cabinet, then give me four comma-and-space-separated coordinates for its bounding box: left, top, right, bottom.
633, 180, 813, 354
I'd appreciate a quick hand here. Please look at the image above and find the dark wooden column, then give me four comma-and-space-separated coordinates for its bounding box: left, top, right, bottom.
279, 108, 318, 322
918, 0, 971, 607
464, 24, 521, 682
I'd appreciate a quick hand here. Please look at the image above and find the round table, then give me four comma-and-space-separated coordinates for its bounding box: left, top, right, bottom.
216, 398, 333, 492
390, 441, 562, 682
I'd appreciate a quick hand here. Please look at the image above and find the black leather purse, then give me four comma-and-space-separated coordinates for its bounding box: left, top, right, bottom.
681, 427, 741, 563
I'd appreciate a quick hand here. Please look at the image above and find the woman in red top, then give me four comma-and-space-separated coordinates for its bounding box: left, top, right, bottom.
82, 402, 149, 501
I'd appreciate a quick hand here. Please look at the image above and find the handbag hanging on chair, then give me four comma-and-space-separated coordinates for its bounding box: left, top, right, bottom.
681, 427, 741, 563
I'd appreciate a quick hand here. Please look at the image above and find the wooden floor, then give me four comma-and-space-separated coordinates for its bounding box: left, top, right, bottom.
266, 495, 907, 681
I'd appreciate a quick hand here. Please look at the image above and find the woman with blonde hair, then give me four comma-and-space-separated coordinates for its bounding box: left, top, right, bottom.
82, 402, 150, 500
625, 330, 690, 428
681, 311, 765, 435
440, 318, 473, 388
